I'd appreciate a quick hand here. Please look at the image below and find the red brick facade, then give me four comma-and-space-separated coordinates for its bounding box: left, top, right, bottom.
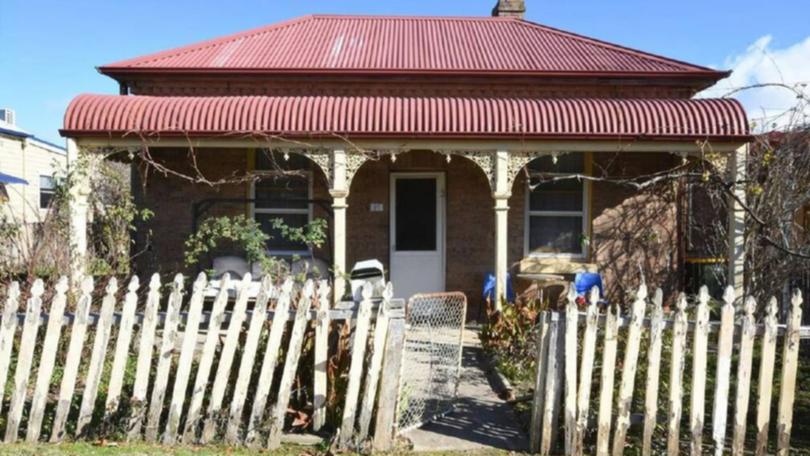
133, 148, 683, 319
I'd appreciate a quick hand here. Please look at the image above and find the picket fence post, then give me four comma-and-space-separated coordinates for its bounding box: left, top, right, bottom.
690, 286, 710, 456
5, 279, 45, 442
267, 280, 315, 449
103, 276, 139, 422
667, 294, 688, 456
145, 274, 184, 442
641, 288, 665, 456
596, 301, 619, 456
312, 280, 331, 432
201, 273, 252, 444
732, 296, 756, 455
612, 284, 647, 456
26, 277, 69, 442
163, 273, 207, 444
358, 283, 394, 442
127, 273, 161, 441
755, 297, 779, 456
540, 311, 562, 456
243, 277, 289, 446
776, 289, 803, 455
530, 311, 550, 454
338, 282, 374, 447
575, 289, 600, 455
371, 312, 407, 452
182, 273, 232, 443
564, 286, 579, 455
712, 287, 736, 456
50, 276, 94, 443
0, 281, 21, 421
228, 275, 276, 445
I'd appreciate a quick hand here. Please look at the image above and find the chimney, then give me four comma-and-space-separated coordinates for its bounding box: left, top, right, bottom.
492, 0, 525, 18
0, 108, 15, 126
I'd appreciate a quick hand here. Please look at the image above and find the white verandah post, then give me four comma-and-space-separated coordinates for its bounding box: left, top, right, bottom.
331, 149, 348, 304
493, 150, 510, 311
67, 138, 90, 287
727, 144, 748, 296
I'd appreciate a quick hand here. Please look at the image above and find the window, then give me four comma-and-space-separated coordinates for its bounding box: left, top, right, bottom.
525, 153, 588, 257
39, 175, 55, 209
252, 151, 311, 253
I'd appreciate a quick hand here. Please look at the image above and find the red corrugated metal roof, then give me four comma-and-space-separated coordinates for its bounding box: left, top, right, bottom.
99, 15, 725, 78
62, 94, 749, 140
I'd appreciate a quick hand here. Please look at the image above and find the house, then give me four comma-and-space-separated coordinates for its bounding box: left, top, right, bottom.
59, 1, 750, 317
0, 108, 67, 265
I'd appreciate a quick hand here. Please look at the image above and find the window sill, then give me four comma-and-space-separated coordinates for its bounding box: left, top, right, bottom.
518, 256, 597, 275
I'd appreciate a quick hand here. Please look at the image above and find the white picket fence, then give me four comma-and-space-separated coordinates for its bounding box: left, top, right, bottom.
0, 272, 406, 450
530, 285, 804, 456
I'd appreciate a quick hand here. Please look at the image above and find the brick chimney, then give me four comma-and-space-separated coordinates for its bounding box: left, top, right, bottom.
492, 0, 525, 18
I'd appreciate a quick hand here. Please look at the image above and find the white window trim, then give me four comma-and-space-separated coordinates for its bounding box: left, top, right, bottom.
523, 171, 590, 260
39, 175, 56, 210
250, 167, 314, 256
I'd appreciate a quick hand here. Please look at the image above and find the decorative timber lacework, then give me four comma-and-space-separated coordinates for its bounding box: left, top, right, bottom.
345, 152, 369, 188
295, 148, 333, 185
295, 149, 369, 189
508, 151, 547, 188
454, 151, 496, 190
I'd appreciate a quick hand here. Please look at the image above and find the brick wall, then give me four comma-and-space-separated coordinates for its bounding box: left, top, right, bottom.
136, 148, 684, 317
589, 153, 682, 305
132, 148, 331, 274
347, 151, 494, 320
125, 77, 697, 99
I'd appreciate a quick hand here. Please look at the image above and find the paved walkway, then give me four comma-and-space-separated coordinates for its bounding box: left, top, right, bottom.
402, 328, 530, 452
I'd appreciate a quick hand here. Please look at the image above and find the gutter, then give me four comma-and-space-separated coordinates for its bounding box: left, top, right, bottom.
58, 129, 754, 143
98, 66, 730, 80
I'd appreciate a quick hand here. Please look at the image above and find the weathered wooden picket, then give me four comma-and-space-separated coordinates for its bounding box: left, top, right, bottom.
530, 285, 804, 456
0, 272, 406, 450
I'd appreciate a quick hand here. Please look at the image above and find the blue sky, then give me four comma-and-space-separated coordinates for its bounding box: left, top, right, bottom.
2, 0, 809, 143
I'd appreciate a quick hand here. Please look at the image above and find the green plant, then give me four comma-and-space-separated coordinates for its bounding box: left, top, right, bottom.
480, 297, 541, 386
184, 215, 279, 275
184, 215, 329, 278
270, 217, 328, 253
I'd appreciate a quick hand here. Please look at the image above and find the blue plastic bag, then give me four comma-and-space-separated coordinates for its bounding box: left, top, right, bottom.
483, 272, 516, 303
574, 272, 604, 297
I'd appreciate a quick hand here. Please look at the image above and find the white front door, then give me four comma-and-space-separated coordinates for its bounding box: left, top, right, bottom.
390, 173, 445, 300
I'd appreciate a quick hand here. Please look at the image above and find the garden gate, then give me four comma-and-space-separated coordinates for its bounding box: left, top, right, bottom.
396, 292, 467, 433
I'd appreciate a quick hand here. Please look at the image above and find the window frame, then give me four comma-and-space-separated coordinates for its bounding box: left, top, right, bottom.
249, 155, 314, 256
39, 175, 56, 210
523, 154, 591, 259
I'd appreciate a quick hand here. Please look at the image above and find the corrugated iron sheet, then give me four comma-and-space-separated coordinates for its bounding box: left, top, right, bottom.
62, 94, 749, 139
100, 15, 721, 76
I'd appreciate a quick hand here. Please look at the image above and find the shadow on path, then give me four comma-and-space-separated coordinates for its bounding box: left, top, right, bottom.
403, 334, 529, 452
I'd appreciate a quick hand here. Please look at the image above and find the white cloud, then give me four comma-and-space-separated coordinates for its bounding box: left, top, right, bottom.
701, 35, 810, 130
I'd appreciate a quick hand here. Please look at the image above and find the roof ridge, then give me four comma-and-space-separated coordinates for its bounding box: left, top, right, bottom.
309, 14, 517, 21
512, 18, 719, 73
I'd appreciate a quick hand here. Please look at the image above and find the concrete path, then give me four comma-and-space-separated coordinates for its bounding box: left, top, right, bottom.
402, 328, 529, 452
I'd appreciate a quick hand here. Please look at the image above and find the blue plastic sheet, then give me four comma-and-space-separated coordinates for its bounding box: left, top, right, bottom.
482, 272, 515, 303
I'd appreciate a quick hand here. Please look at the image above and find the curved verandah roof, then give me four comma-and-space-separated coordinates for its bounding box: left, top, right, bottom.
61, 94, 749, 141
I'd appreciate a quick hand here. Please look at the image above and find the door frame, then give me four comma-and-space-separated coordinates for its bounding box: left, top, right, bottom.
389, 172, 446, 292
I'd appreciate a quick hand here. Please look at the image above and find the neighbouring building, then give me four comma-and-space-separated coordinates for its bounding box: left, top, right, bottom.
0, 108, 66, 264
59, 1, 750, 318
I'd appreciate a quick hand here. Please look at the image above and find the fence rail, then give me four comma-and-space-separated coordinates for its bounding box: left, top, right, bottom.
530, 285, 804, 456
0, 273, 407, 450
